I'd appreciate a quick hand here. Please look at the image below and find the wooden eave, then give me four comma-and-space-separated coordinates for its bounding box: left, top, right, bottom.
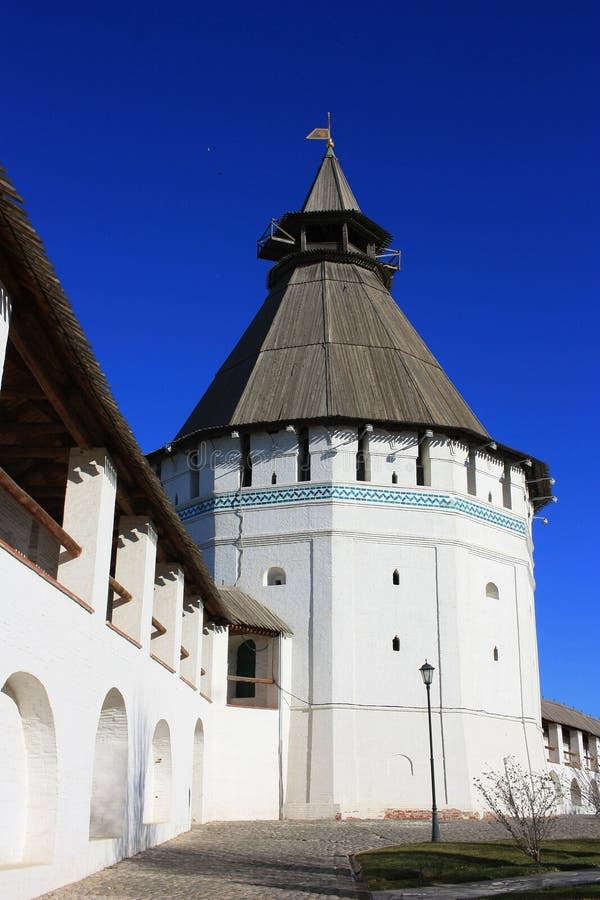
0, 165, 226, 620
542, 698, 600, 740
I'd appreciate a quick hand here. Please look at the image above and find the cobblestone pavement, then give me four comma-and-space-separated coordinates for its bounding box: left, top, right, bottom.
40, 816, 600, 900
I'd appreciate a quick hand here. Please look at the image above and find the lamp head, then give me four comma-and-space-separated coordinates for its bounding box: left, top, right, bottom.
420, 660, 435, 686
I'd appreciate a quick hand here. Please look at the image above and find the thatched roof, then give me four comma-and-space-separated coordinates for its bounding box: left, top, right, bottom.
218, 587, 292, 635
0, 164, 226, 620
541, 698, 600, 740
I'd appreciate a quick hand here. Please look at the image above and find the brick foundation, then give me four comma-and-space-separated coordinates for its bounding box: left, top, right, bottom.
384, 808, 482, 821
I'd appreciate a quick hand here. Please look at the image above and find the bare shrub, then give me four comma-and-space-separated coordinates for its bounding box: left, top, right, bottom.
474, 757, 558, 863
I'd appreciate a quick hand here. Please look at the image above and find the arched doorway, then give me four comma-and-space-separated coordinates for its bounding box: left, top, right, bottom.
0, 672, 57, 864
236, 639, 256, 698
89, 688, 128, 839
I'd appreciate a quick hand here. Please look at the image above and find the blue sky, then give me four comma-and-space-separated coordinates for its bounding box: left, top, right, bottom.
2, 2, 599, 716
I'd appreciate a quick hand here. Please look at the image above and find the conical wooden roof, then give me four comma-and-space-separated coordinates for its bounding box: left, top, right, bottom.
301, 146, 361, 212
176, 153, 489, 442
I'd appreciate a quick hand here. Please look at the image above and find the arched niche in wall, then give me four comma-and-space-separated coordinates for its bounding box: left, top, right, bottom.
144, 719, 172, 824
89, 688, 128, 839
485, 582, 500, 600
590, 779, 600, 811
191, 719, 204, 825
570, 778, 582, 808
0, 672, 57, 865
549, 770, 562, 800
265, 566, 286, 586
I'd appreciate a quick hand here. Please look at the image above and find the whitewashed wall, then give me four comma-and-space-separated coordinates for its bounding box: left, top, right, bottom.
176, 424, 546, 819
0, 547, 281, 900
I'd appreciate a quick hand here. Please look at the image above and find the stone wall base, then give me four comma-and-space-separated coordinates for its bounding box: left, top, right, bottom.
384, 808, 482, 821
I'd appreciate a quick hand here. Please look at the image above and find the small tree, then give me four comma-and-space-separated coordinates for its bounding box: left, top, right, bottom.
474, 757, 558, 864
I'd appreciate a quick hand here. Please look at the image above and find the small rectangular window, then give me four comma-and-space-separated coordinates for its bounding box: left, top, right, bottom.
356, 432, 371, 482
190, 467, 200, 499
467, 449, 477, 496
298, 428, 311, 481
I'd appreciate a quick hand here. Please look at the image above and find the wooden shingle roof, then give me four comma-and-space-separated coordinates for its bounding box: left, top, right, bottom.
301, 147, 361, 212
174, 149, 553, 508
177, 255, 489, 441
541, 698, 600, 740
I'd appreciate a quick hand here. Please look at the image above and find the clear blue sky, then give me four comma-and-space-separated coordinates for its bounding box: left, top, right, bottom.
2, 2, 599, 716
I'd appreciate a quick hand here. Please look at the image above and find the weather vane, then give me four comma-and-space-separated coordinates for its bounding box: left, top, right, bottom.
306, 112, 334, 149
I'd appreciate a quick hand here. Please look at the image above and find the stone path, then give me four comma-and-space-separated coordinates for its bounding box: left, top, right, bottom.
40, 816, 600, 899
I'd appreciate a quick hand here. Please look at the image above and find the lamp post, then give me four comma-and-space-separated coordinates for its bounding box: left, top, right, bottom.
419, 660, 441, 842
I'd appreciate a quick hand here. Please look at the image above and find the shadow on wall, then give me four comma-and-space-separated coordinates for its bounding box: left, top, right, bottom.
119, 703, 159, 858
89, 691, 160, 857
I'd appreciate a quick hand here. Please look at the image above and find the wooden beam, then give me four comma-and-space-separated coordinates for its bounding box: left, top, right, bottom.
226, 675, 274, 685
151, 616, 167, 637
108, 575, 132, 603
0, 388, 46, 400
9, 327, 91, 448
0, 446, 69, 459
0, 422, 67, 435
0, 466, 81, 557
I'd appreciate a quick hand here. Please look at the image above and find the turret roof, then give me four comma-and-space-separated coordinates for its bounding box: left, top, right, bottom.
176, 150, 489, 443
301, 146, 361, 212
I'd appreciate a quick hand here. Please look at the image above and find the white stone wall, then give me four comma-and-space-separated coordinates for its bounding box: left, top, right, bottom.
177, 423, 545, 819
0, 539, 281, 899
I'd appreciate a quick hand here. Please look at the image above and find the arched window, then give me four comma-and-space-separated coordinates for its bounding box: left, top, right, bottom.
493, 646, 499, 661
271, 472, 277, 484
571, 778, 582, 807
487, 491, 493, 503
266, 567, 286, 586
486, 582, 500, 600
236, 639, 256, 698
392, 636, 400, 652
392, 569, 400, 586
392, 471, 398, 485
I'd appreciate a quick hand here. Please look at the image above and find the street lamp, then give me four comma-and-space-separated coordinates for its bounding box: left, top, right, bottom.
419, 660, 441, 842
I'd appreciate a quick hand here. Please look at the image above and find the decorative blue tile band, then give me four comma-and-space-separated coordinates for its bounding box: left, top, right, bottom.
178, 483, 526, 535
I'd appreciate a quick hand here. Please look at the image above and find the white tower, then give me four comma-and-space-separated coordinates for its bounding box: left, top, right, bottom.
162, 144, 554, 819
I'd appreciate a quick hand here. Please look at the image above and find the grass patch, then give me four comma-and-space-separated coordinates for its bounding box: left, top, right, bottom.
357, 840, 600, 891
